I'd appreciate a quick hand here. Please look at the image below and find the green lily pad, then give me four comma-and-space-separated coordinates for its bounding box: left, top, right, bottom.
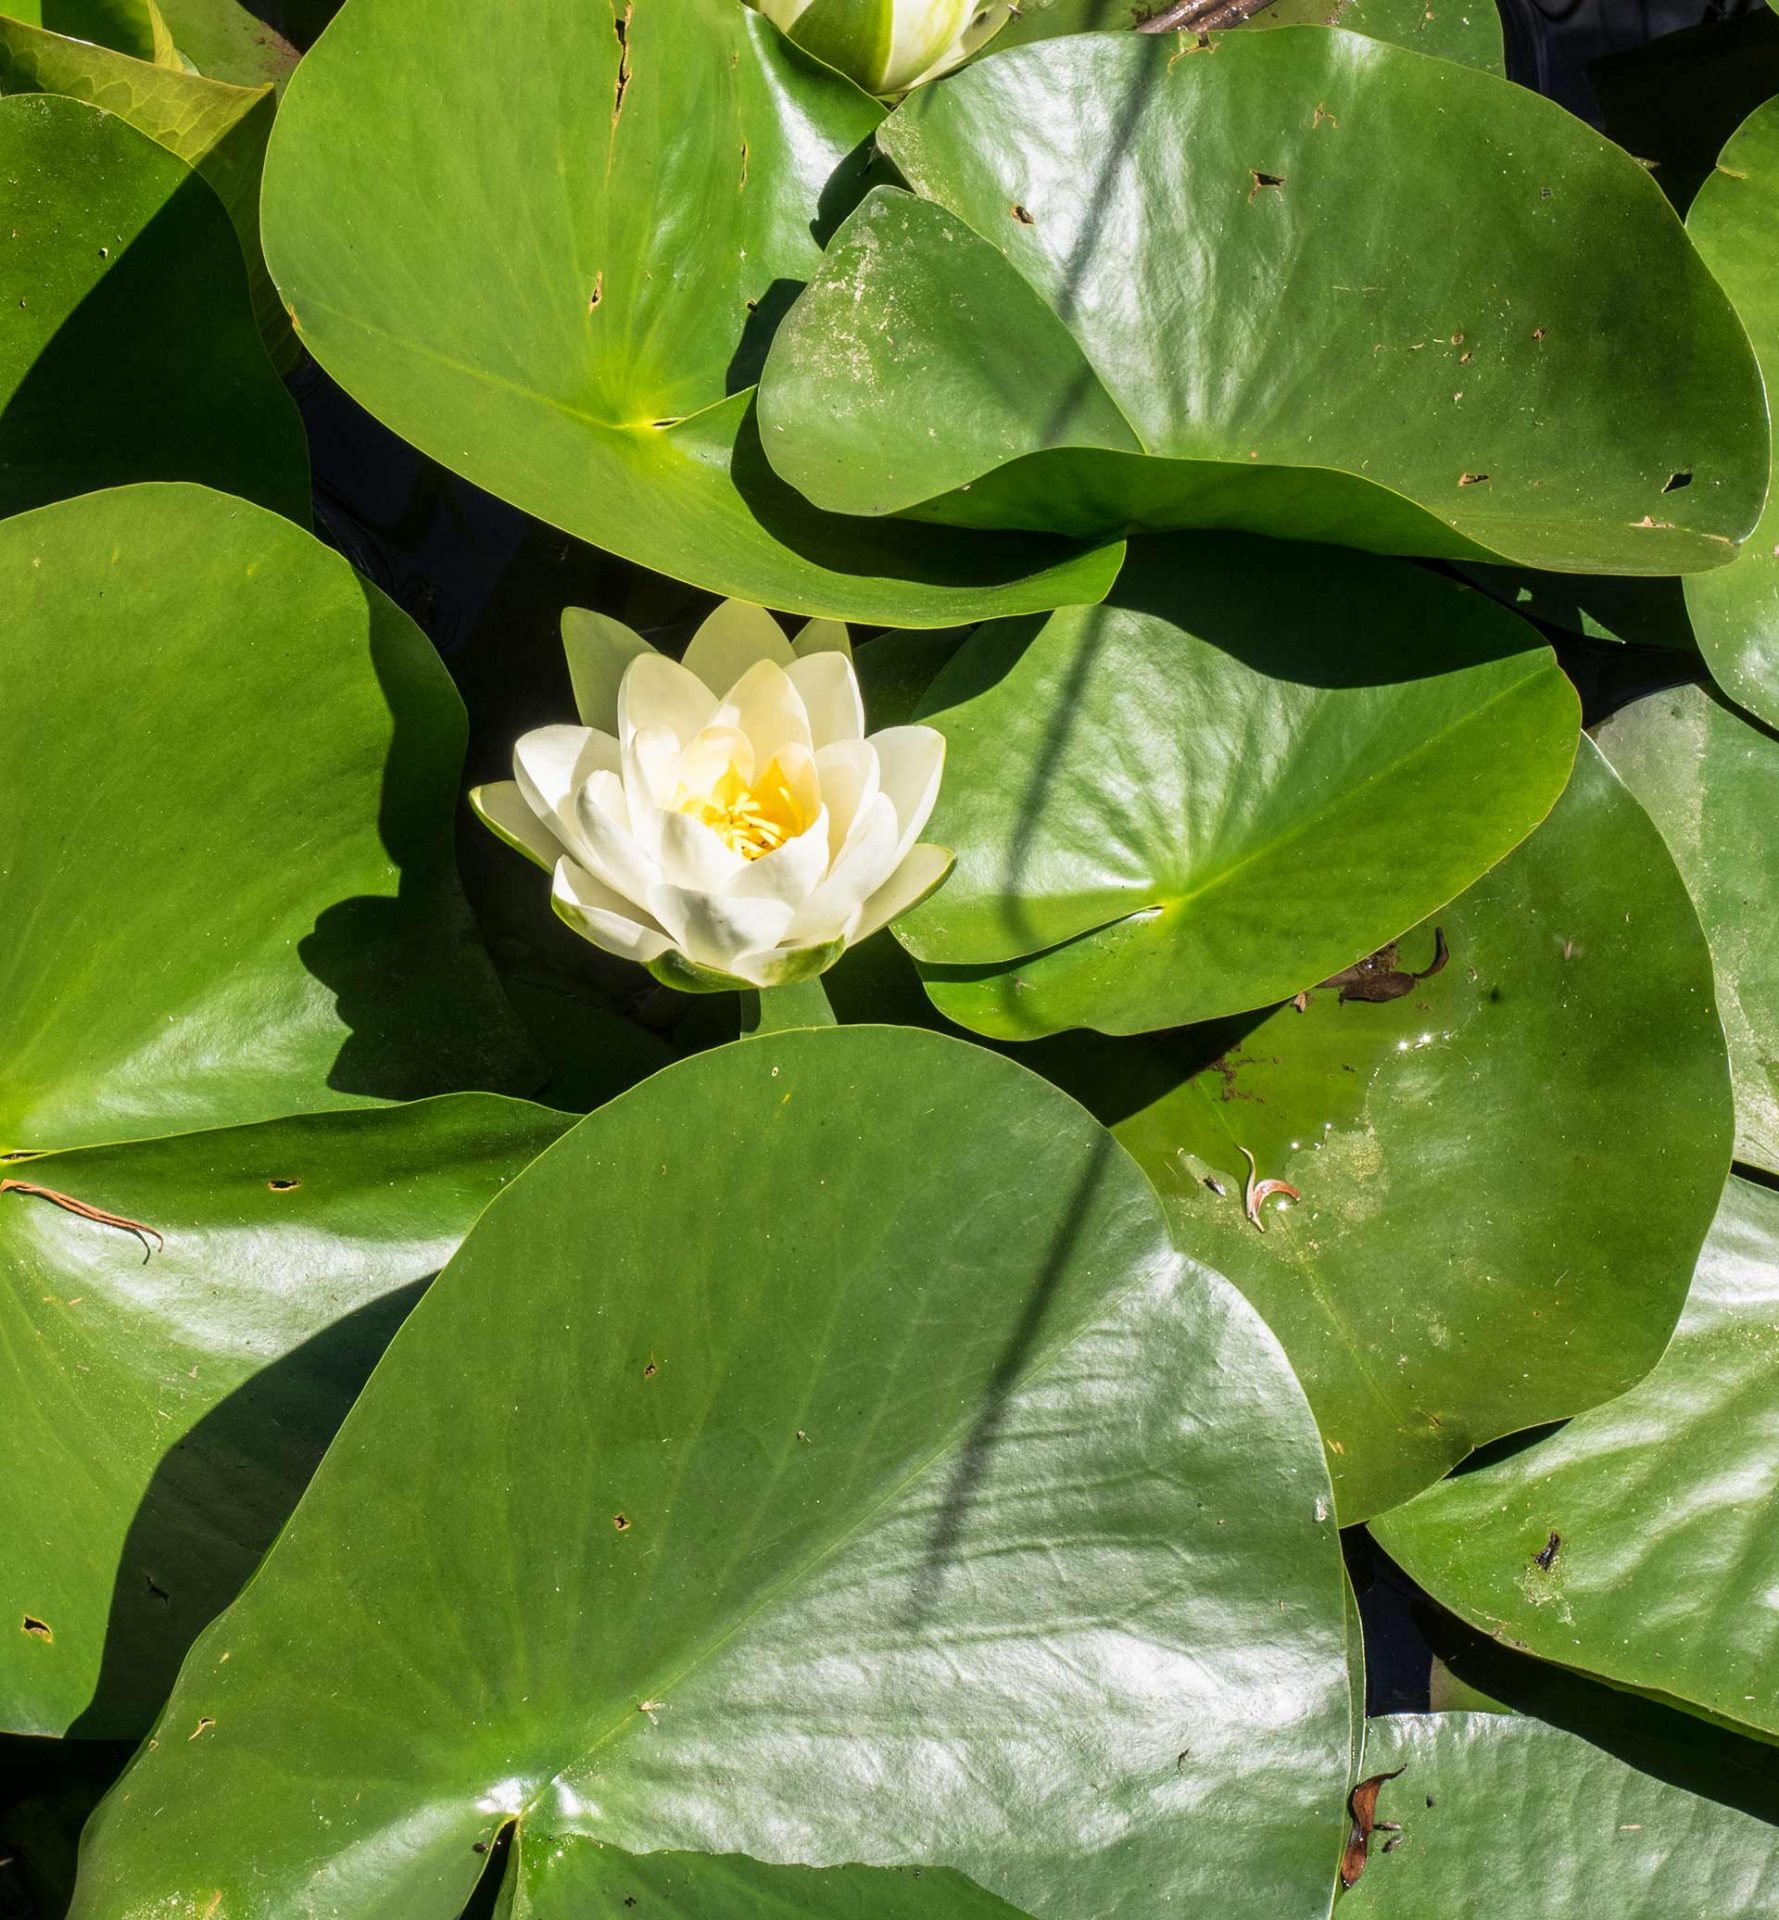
504, 1840, 1033, 1918
759, 30, 1767, 576
0, 1095, 569, 1739
1374, 1176, 1779, 1745
257, 0, 1119, 624
1684, 100, 1779, 728
900, 540, 1578, 1038
0, 483, 538, 1155
70, 1028, 1354, 1920
1108, 741, 1732, 1521
13, 0, 175, 62
996, 0, 1505, 75
0, 94, 307, 521
1340, 1713, 1779, 1916
0, 11, 293, 365
154, 0, 301, 88
1595, 683, 1778, 1174
1453, 564, 1696, 651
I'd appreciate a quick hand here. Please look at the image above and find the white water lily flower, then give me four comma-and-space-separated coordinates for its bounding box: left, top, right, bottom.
472, 601, 951, 992
752, 0, 1013, 97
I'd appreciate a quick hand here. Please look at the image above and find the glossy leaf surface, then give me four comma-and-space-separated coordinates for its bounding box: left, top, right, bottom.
901, 541, 1578, 1037
1375, 1177, 1779, 1743
1342, 1714, 1779, 1916
1684, 99, 1779, 727
0, 93, 306, 520
258, 0, 1119, 623
996, 0, 1504, 72
72, 1029, 1353, 1920
1110, 743, 1732, 1519
0, 484, 537, 1155
0, 11, 291, 363
1595, 683, 1778, 1173
760, 31, 1766, 575
0, 1096, 569, 1739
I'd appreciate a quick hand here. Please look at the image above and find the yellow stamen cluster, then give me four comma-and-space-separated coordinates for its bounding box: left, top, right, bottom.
679, 758, 807, 861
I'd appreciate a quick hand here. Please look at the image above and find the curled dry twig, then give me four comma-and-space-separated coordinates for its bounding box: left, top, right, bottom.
0, 1178, 164, 1261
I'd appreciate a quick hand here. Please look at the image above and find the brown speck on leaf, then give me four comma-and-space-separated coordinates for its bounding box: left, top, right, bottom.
1291, 990, 1311, 1012
642, 1359, 658, 1379
1011, 202, 1035, 225
1342, 1766, 1405, 1889
1204, 1175, 1227, 1197
1534, 1529, 1561, 1571
1458, 471, 1490, 488
1531, 326, 1546, 340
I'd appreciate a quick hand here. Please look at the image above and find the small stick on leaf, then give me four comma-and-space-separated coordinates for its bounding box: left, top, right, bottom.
1238, 1146, 1300, 1231
0, 1179, 163, 1261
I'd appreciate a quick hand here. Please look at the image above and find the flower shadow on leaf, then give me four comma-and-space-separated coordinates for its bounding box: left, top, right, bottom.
295, 586, 542, 1103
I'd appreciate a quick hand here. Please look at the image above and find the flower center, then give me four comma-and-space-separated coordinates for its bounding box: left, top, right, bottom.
678, 757, 808, 861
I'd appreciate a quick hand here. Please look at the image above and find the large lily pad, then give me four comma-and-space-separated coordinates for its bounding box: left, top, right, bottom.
0, 483, 537, 1154
1340, 1714, 1779, 1916
257, 0, 1119, 624
1374, 1176, 1779, 1743
899, 540, 1578, 1038
1684, 99, 1779, 729
0, 1095, 569, 1739
759, 30, 1767, 576
0, 11, 292, 363
996, 0, 1505, 74
70, 1028, 1354, 1920
1595, 683, 1778, 1173
0, 93, 307, 521
1109, 741, 1732, 1521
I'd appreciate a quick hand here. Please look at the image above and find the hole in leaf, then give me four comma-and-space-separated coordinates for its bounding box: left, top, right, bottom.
1011, 203, 1035, 225
266, 1178, 300, 1192
1458, 472, 1490, 487
21, 1616, 51, 1642
613, 1513, 632, 1532
1663, 471, 1692, 492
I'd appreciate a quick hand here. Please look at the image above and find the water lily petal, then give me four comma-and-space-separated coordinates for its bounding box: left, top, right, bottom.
714, 658, 812, 772
648, 883, 797, 972
813, 739, 881, 864
681, 600, 795, 696
624, 722, 686, 816
851, 843, 955, 942
469, 781, 561, 873
792, 616, 852, 661
871, 724, 947, 864
729, 935, 848, 989
786, 792, 899, 944
618, 651, 719, 748
787, 651, 865, 751
673, 724, 756, 801
655, 807, 749, 893
724, 805, 831, 911
514, 724, 621, 853
574, 774, 661, 906
561, 608, 655, 733
552, 858, 672, 963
